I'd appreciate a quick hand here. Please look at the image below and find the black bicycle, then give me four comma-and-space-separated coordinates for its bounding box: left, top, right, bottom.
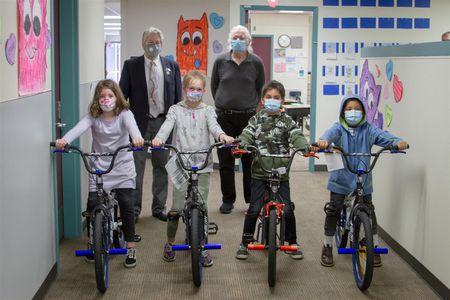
317, 144, 407, 290
149, 141, 232, 287
51, 142, 141, 293
234, 145, 317, 287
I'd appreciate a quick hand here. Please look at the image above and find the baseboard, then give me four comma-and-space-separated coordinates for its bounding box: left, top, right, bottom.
314, 164, 328, 172
378, 226, 450, 299
32, 263, 57, 300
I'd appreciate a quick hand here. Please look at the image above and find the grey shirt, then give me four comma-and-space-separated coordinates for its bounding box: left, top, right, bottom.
62, 110, 142, 192
211, 51, 265, 111
156, 101, 225, 173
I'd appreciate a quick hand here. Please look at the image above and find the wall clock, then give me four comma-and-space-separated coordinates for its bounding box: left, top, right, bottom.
278, 34, 291, 48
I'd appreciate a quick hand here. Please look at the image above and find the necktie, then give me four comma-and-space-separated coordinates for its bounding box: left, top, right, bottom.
148, 61, 159, 117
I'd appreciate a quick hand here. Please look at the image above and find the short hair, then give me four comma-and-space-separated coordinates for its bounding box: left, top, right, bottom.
182, 70, 206, 90
142, 27, 164, 43
441, 31, 450, 41
261, 80, 285, 100
89, 79, 129, 118
227, 25, 253, 52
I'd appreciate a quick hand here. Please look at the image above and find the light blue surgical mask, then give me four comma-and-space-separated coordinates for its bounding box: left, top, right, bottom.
344, 110, 363, 126
144, 43, 161, 59
230, 39, 247, 52
186, 91, 203, 102
264, 99, 281, 113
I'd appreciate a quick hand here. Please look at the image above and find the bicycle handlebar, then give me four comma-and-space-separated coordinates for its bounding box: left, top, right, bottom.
50, 142, 140, 175
239, 144, 314, 175
312, 143, 409, 175
144, 140, 238, 172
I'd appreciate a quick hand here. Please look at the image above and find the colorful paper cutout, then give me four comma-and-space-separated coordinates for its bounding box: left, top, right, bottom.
209, 12, 224, 29
5, 33, 16, 65
360, 60, 383, 128
393, 74, 403, 102
176, 13, 208, 75
386, 60, 393, 81
384, 105, 393, 127
268, 0, 279, 8
18, 0, 49, 95
383, 82, 390, 100
212, 40, 223, 54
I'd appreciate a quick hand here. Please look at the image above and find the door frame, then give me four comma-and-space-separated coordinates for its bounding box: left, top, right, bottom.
240, 5, 318, 171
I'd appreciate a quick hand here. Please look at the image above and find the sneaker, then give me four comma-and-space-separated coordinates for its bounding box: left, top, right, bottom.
219, 202, 234, 214
85, 243, 95, 263
162, 243, 175, 262
124, 248, 137, 268
321, 245, 334, 267
202, 250, 214, 267
285, 243, 304, 260
235, 244, 249, 260
374, 253, 382, 267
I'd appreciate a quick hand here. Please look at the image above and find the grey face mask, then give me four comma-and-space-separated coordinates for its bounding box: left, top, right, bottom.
144, 43, 161, 59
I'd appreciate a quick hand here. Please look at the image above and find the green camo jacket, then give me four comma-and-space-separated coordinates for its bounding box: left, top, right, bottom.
238, 110, 309, 181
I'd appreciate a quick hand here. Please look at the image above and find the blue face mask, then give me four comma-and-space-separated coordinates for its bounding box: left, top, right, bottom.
344, 110, 363, 126
186, 91, 203, 102
264, 99, 281, 113
230, 39, 247, 52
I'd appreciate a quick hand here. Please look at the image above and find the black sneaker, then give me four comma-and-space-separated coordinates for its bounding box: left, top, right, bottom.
219, 202, 234, 214
124, 248, 137, 268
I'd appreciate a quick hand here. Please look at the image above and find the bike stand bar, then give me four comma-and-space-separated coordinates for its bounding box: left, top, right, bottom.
337, 248, 356, 254
109, 248, 127, 255
203, 244, 221, 250
374, 247, 389, 254
279, 245, 298, 252
247, 244, 266, 250
171, 244, 190, 251
75, 249, 93, 256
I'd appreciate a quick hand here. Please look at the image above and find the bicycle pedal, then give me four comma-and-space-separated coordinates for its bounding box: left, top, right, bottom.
208, 222, 219, 235
81, 211, 90, 218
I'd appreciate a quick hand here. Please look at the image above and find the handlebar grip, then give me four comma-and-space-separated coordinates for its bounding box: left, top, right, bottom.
50, 142, 56, 147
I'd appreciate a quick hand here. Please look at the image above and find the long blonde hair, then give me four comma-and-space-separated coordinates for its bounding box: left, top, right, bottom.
89, 80, 129, 118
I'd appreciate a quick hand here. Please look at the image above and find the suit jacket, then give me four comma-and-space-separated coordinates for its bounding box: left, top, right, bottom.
119, 55, 182, 135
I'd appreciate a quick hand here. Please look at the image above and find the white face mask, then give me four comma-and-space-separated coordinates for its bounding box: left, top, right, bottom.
99, 97, 116, 112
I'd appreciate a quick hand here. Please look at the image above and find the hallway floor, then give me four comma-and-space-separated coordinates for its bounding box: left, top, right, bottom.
44, 160, 439, 299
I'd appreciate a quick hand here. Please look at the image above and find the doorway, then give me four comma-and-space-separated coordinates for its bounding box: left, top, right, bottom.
241, 5, 318, 171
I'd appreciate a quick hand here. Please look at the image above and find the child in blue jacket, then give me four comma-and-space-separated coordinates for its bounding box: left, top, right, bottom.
315, 95, 408, 268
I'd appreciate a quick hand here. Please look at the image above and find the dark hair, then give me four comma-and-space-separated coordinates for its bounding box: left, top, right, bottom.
89, 79, 129, 118
261, 80, 285, 100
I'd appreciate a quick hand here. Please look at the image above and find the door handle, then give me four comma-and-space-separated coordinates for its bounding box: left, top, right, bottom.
55, 122, 67, 128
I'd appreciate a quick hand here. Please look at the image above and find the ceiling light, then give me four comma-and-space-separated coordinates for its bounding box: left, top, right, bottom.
104, 16, 121, 19
104, 27, 121, 30
279, 10, 304, 14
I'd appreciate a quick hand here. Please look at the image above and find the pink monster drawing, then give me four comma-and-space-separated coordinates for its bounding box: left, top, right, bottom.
359, 60, 383, 128
17, 0, 48, 96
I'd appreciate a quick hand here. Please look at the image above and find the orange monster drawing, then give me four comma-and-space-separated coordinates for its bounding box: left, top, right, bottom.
176, 13, 208, 76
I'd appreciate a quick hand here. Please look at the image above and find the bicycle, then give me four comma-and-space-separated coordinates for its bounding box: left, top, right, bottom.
316, 144, 407, 291
233, 144, 317, 287
50, 142, 141, 293
149, 141, 231, 287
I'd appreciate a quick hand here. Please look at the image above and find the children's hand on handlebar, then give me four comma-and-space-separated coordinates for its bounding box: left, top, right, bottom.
219, 133, 235, 144
395, 141, 408, 150
132, 137, 144, 148
151, 137, 163, 148
310, 140, 328, 152
55, 139, 68, 150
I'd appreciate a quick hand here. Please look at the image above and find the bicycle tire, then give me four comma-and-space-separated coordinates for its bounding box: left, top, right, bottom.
93, 212, 108, 293
352, 211, 374, 291
268, 207, 277, 287
190, 208, 203, 287
335, 209, 349, 248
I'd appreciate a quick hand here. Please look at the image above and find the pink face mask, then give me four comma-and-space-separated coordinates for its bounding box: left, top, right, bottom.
99, 97, 116, 112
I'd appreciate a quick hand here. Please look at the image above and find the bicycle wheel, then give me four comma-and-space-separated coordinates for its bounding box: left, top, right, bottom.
335, 208, 349, 248
268, 207, 277, 287
190, 207, 203, 287
352, 211, 374, 291
93, 211, 109, 293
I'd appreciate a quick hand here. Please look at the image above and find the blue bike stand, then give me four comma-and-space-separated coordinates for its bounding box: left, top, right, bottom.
75, 248, 127, 256
171, 244, 222, 251
337, 247, 388, 254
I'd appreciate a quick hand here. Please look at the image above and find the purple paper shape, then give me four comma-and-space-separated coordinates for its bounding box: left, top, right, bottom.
5, 33, 16, 65
212, 40, 223, 54
359, 60, 382, 128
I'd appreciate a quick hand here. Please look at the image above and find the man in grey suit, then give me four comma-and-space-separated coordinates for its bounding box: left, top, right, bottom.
120, 27, 182, 222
